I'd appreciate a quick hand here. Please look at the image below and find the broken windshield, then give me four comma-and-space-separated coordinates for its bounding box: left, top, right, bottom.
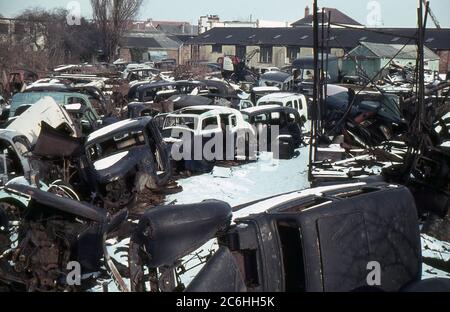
87, 130, 146, 163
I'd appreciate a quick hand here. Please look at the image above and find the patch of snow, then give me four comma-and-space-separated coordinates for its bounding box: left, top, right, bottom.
422, 263, 450, 279
94, 152, 129, 171
421, 234, 450, 262
421, 234, 450, 279
87, 119, 138, 142
165, 147, 311, 207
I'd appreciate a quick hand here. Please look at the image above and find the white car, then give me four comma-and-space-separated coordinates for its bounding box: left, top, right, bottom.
257, 92, 310, 133
162, 105, 256, 160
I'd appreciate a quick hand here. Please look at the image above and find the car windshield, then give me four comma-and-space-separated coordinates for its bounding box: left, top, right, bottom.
87, 130, 146, 162
164, 116, 198, 130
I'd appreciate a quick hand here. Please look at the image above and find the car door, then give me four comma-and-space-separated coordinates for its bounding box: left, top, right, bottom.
200, 116, 222, 158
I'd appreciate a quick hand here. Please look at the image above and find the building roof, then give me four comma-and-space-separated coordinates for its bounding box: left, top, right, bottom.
187, 27, 450, 51
291, 7, 362, 27
120, 31, 183, 49
156, 23, 198, 35
126, 20, 198, 35
350, 41, 440, 60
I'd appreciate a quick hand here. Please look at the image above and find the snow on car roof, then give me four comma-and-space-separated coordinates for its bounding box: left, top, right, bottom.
242, 105, 281, 114
258, 92, 303, 100
232, 182, 366, 223
87, 119, 141, 143
252, 86, 281, 92
172, 105, 239, 118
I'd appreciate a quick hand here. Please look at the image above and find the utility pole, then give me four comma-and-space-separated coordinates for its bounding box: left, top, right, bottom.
308, 0, 319, 182
417, 0, 425, 133
422, 0, 441, 29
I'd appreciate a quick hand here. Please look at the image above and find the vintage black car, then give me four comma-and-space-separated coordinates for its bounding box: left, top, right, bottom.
129, 182, 450, 292
241, 105, 304, 159
129, 81, 205, 103
83, 117, 172, 210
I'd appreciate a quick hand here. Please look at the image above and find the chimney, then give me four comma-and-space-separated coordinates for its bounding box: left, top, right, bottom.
305, 5, 310, 17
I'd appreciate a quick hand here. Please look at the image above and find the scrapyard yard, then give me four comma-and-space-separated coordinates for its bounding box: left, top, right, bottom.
0, 0, 450, 298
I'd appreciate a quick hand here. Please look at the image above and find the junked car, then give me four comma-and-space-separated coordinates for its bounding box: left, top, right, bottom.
324, 85, 407, 147
0, 97, 81, 186
0, 181, 127, 292
241, 105, 304, 159
128, 181, 450, 292
161, 106, 256, 165
3, 91, 101, 135
259, 71, 294, 91
83, 117, 171, 210
250, 86, 281, 105
257, 92, 309, 133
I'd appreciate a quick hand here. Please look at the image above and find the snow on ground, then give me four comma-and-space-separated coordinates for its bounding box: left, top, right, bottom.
165, 147, 310, 207
421, 234, 450, 279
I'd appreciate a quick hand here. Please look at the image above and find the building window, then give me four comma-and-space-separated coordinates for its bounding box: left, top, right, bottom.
236, 45, 246, 60
14, 24, 25, 34
260, 46, 273, 63
0, 24, 9, 34
212, 44, 222, 53
287, 47, 299, 62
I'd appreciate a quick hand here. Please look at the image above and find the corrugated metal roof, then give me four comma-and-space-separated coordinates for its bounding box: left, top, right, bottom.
351, 42, 440, 60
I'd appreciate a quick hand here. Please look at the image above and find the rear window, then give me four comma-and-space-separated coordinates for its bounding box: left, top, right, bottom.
202, 117, 219, 130
164, 116, 198, 130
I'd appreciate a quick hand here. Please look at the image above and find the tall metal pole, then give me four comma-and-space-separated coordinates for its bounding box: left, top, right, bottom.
319, 7, 325, 133
308, 0, 319, 182
417, 0, 425, 133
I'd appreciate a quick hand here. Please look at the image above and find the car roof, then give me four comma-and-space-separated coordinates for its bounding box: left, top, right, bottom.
242, 105, 280, 114
260, 71, 292, 82
168, 105, 239, 119
86, 117, 151, 144
242, 105, 300, 116
258, 92, 303, 101
252, 86, 281, 93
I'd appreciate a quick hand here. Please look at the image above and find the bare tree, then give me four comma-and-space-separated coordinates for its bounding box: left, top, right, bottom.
91, 0, 143, 62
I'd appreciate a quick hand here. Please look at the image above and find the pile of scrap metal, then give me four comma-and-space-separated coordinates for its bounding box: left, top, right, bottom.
0, 97, 172, 210
311, 81, 450, 218
0, 96, 174, 291
377, 61, 444, 95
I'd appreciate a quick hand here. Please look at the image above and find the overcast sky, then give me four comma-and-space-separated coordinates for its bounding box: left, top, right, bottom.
0, 0, 449, 28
